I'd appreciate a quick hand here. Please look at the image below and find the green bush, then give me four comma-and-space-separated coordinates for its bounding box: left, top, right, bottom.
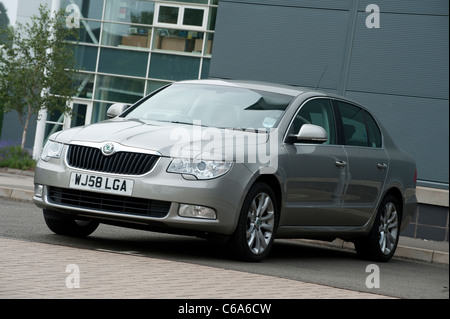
0, 145, 36, 170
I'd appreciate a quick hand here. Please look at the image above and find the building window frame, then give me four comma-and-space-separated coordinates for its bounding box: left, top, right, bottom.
154, 3, 208, 31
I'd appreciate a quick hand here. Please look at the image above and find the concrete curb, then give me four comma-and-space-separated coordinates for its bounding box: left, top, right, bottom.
290, 238, 449, 265
1, 183, 448, 266
0, 186, 34, 202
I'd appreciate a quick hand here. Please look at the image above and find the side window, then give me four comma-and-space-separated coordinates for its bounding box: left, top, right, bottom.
363, 110, 382, 148
290, 99, 336, 145
336, 101, 371, 147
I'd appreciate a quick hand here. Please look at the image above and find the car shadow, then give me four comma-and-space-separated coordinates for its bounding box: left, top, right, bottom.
40, 224, 359, 264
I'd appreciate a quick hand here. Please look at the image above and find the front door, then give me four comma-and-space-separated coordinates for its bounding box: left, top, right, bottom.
282, 98, 349, 226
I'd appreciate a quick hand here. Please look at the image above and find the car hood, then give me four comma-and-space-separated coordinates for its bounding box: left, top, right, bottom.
51, 118, 269, 160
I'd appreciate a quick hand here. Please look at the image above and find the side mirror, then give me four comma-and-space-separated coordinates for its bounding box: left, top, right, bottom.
287, 124, 328, 144
106, 103, 129, 119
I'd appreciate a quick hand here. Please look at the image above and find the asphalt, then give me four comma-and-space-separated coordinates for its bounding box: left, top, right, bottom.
0, 168, 448, 299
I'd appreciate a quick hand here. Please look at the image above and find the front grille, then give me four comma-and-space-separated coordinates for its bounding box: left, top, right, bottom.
67, 144, 159, 175
48, 187, 171, 218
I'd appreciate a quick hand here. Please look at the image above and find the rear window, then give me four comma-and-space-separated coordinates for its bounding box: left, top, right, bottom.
337, 101, 382, 148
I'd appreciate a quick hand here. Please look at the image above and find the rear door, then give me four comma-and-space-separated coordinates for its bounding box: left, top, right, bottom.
335, 100, 389, 226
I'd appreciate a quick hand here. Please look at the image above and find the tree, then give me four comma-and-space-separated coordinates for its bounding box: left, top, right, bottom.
0, 2, 10, 40
0, 1, 10, 134
0, 4, 78, 149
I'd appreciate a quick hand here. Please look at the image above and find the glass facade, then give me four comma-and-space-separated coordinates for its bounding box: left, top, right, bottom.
44, 0, 217, 133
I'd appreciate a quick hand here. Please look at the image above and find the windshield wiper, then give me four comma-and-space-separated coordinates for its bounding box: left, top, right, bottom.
229, 127, 268, 133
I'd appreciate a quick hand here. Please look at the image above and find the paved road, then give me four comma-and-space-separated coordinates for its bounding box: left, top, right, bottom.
1, 199, 449, 299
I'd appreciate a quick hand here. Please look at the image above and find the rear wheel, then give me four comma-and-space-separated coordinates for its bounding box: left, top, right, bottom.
228, 183, 279, 262
43, 209, 99, 237
354, 195, 401, 262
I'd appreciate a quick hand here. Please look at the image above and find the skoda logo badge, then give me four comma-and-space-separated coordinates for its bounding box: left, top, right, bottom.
102, 142, 115, 156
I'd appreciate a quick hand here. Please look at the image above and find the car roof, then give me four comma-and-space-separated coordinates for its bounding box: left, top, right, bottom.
178, 79, 313, 97
177, 79, 367, 110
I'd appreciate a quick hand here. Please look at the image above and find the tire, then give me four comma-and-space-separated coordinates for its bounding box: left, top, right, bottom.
43, 209, 99, 237
228, 183, 279, 262
354, 195, 401, 262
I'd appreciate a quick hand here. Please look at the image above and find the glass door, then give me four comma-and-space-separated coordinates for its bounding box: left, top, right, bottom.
69, 100, 93, 128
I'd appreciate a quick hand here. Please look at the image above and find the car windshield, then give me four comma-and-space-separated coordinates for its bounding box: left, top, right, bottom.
124, 83, 295, 130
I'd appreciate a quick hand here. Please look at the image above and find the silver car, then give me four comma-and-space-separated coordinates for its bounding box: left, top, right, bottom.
34, 79, 417, 262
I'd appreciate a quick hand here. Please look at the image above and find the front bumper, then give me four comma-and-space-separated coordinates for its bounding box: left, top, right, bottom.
33, 156, 253, 236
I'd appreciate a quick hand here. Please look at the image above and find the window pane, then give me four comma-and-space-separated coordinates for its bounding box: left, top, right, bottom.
183, 8, 204, 27
208, 7, 217, 30
66, 19, 101, 44
153, 28, 203, 54
102, 22, 151, 49
91, 102, 113, 123
148, 54, 200, 81
205, 32, 213, 55
47, 109, 64, 123
131, 1, 155, 24
293, 99, 336, 144
73, 45, 98, 72
164, 0, 208, 4
363, 110, 382, 148
72, 73, 94, 99
200, 58, 210, 79
98, 48, 148, 77
158, 6, 179, 24
71, 103, 87, 127
95, 75, 145, 103
104, 0, 156, 25
146, 80, 170, 94
337, 102, 369, 147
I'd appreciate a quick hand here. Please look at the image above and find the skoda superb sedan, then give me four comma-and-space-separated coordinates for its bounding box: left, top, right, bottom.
34, 79, 417, 262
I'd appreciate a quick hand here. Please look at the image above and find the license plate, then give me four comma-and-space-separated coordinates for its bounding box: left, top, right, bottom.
69, 173, 134, 196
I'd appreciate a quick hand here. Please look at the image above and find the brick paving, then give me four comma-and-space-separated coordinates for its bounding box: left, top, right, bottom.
0, 237, 392, 299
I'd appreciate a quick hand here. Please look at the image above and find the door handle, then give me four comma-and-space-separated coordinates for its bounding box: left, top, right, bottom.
377, 163, 388, 169
335, 160, 347, 167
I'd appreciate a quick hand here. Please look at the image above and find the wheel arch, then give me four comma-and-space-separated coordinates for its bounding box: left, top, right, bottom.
381, 187, 404, 220
251, 174, 283, 214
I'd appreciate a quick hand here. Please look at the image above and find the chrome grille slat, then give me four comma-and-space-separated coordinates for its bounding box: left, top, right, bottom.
67, 145, 158, 175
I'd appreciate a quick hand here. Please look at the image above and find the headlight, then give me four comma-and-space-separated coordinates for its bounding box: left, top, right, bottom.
40, 141, 63, 162
167, 158, 233, 180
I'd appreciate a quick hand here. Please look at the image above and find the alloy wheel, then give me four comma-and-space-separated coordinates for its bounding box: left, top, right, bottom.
378, 201, 399, 255
246, 192, 275, 255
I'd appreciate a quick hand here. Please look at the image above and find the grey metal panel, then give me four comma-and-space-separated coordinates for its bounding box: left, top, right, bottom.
347, 12, 449, 100
220, 0, 351, 11
346, 91, 449, 185
358, 0, 449, 16
210, 1, 349, 90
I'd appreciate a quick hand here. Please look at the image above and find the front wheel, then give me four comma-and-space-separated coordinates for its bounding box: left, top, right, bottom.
228, 183, 279, 262
43, 209, 99, 237
354, 195, 401, 262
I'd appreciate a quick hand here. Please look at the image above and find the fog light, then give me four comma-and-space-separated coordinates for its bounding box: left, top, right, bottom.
34, 184, 43, 198
178, 204, 216, 220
